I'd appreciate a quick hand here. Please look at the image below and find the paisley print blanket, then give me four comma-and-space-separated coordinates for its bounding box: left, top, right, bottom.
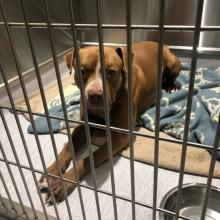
141, 65, 220, 159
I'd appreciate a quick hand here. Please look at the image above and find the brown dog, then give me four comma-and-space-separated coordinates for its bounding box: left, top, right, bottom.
38, 41, 181, 203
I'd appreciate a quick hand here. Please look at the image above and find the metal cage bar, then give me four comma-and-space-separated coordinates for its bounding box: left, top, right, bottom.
0, 104, 216, 151
175, 0, 205, 219
18, 1, 73, 218
0, 107, 48, 218
0, 156, 192, 220
18, 0, 87, 218
0, 141, 26, 214
0, 22, 220, 32
94, 0, 118, 219
0, 194, 3, 206
0, 0, 62, 217
125, 0, 136, 219
61, 0, 102, 218
152, 0, 165, 219
0, 5, 41, 215
0, 65, 59, 218
42, 0, 89, 218
0, 171, 16, 211
200, 113, 220, 219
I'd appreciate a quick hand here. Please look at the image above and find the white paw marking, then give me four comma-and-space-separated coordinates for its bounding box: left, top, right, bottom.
38, 177, 48, 190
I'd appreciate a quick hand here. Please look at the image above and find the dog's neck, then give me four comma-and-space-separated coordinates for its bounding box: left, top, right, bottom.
111, 83, 126, 110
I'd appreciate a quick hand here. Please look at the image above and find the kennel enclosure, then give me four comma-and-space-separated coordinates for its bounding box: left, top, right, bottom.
0, 0, 220, 219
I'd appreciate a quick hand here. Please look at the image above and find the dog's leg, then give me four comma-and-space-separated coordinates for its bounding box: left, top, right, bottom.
45, 132, 128, 203
38, 125, 86, 192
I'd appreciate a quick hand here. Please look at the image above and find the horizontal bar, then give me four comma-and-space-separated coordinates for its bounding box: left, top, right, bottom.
0, 21, 220, 31
0, 105, 215, 151
0, 47, 72, 90
81, 42, 220, 54
0, 157, 190, 220
75, 43, 220, 55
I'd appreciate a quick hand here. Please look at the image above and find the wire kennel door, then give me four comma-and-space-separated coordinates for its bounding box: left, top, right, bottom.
0, 0, 220, 219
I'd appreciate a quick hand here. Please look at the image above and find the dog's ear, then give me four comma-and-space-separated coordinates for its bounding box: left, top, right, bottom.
162, 46, 181, 92
65, 51, 74, 74
116, 47, 134, 73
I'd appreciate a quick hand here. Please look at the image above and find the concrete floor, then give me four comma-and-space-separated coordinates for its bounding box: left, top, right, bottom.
0, 109, 220, 220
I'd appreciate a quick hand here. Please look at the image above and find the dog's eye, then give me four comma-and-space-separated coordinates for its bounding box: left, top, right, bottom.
106, 69, 116, 78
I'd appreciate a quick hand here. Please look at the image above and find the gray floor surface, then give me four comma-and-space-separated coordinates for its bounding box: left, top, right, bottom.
0, 109, 220, 220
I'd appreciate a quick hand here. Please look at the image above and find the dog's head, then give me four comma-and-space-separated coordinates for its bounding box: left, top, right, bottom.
66, 46, 127, 113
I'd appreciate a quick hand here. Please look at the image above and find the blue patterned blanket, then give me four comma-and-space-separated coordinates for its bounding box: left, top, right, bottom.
28, 64, 220, 159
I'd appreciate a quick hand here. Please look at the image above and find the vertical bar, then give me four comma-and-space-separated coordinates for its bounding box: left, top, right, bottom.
44, 0, 101, 219
200, 114, 220, 219
152, 0, 165, 219
68, 0, 102, 218
0, 107, 48, 219
0, 141, 26, 214
94, 0, 118, 219
0, 75, 37, 219
21, 0, 86, 217
0, 193, 3, 205
175, 0, 204, 219
0, 0, 62, 216
0, 171, 16, 211
0, 67, 54, 219
19, 1, 78, 219
125, 0, 135, 219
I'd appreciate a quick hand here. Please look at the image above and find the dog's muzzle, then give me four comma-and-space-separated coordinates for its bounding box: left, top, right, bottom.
86, 90, 103, 110
85, 79, 105, 109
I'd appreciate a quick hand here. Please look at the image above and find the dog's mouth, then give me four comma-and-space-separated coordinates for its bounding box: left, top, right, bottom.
86, 99, 112, 111
85, 90, 113, 112
87, 105, 103, 111
86, 100, 104, 110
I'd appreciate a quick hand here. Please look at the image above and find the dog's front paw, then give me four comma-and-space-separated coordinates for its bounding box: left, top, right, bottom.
45, 179, 76, 204
38, 174, 56, 193
38, 173, 76, 204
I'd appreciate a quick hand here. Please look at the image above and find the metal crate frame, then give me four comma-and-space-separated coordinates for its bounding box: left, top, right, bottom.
0, 0, 220, 219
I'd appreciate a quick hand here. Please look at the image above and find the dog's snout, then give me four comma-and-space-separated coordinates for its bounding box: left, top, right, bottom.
85, 79, 104, 108
87, 91, 103, 105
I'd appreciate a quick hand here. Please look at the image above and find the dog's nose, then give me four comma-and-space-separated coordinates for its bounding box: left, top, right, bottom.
87, 91, 103, 105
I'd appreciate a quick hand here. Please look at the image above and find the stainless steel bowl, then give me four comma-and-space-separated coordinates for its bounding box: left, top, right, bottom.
160, 183, 220, 220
